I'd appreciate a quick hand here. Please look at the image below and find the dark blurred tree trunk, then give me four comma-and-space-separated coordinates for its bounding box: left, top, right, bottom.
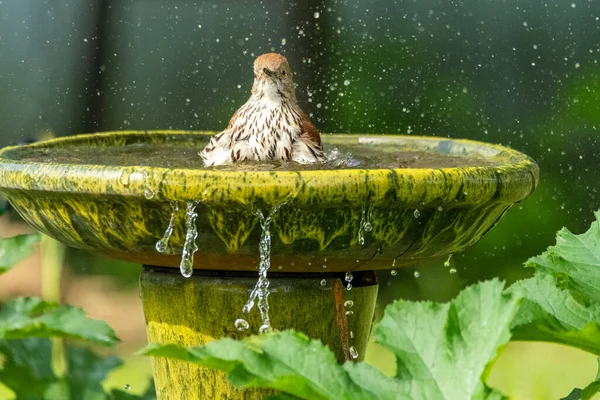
285, 0, 331, 125
83, 0, 113, 132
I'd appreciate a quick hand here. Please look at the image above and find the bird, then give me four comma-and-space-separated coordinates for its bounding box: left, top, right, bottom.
200, 53, 326, 166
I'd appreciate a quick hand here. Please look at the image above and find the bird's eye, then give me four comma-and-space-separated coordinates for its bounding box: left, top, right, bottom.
282, 71, 286, 76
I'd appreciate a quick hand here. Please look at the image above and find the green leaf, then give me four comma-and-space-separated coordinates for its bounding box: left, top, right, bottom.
0, 338, 55, 399
373, 279, 515, 400
141, 332, 378, 400
509, 210, 600, 354
0, 297, 119, 346
527, 210, 600, 303
0, 234, 40, 275
0, 339, 149, 400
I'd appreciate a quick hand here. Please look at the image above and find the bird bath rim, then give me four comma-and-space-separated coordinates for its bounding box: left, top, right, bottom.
0, 130, 538, 206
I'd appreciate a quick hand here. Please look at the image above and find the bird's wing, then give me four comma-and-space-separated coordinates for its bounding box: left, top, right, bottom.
299, 110, 322, 147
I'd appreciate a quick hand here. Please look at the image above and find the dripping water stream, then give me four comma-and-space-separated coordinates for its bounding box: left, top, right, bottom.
156, 201, 180, 254
239, 204, 285, 333
179, 201, 200, 278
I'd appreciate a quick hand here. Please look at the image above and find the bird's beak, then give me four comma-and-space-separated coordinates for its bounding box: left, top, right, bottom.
263, 67, 275, 77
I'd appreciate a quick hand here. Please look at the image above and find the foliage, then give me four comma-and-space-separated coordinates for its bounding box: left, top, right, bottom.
0, 297, 119, 346
140, 210, 600, 400
0, 233, 156, 399
0, 234, 40, 275
0, 338, 154, 400
509, 210, 600, 354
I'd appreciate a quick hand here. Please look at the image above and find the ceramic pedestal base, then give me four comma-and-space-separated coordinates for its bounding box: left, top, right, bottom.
140, 267, 379, 400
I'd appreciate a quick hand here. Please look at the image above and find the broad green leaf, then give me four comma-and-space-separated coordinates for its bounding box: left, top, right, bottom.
0, 338, 55, 399
373, 279, 516, 400
0, 297, 119, 346
0, 234, 40, 275
0, 338, 149, 400
140, 332, 384, 400
509, 211, 600, 354
526, 210, 600, 303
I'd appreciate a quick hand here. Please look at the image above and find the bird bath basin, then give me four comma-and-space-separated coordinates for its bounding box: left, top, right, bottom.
0, 130, 538, 399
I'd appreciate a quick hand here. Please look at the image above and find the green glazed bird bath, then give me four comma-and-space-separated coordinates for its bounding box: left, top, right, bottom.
0, 130, 539, 399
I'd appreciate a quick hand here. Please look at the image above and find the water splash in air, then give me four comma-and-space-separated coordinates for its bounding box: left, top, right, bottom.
345, 271, 354, 290
179, 201, 200, 278
156, 201, 180, 254
242, 203, 285, 333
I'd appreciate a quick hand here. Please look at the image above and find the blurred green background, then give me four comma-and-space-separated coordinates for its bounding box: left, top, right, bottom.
0, 0, 599, 398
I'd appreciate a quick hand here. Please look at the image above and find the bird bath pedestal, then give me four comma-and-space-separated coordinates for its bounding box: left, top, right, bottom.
0, 131, 538, 399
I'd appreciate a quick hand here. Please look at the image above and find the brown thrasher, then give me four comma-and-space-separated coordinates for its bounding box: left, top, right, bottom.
200, 53, 326, 166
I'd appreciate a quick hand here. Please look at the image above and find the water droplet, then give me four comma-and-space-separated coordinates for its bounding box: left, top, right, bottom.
437, 205, 444, 212
449, 268, 457, 274
235, 318, 249, 331
313, 11, 320, 18
444, 254, 453, 267
364, 222, 372, 232
144, 188, 155, 199
390, 269, 397, 276
349, 331, 355, 339
345, 271, 353, 282
155, 240, 168, 253
242, 302, 253, 314
320, 279, 327, 286
349, 346, 359, 359
413, 209, 421, 218
119, 170, 131, 186
345, 310, 354, 316
259, 324, 272, 334
413, 271, 420, 278
346, 283, 353, 291
343, 79, 350, 86
124, 384, 131, 391
344, 300, 354, 308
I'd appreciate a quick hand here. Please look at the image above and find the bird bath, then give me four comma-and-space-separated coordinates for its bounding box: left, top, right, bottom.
0, 130, 538, 399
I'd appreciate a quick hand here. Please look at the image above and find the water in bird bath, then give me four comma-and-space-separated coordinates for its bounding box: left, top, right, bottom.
12, 134, 505, 170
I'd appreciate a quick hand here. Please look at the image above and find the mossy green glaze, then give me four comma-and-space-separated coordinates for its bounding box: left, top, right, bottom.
0, 131, 539, 272
141, 268, 378, 399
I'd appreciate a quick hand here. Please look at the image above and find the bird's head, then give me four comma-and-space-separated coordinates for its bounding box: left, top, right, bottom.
252, 53, 295, 100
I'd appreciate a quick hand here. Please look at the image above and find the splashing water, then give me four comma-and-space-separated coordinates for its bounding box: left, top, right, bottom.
179, 201, 200, 278
242, 204, 285, 333
357, 204, 374, 246
156, 201, 180, 254
444, 253, 453, 267
345, 271, 353, 290
234, 318, 249, 332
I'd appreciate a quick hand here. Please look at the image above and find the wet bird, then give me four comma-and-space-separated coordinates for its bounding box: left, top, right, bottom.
200, 53, 326, 166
